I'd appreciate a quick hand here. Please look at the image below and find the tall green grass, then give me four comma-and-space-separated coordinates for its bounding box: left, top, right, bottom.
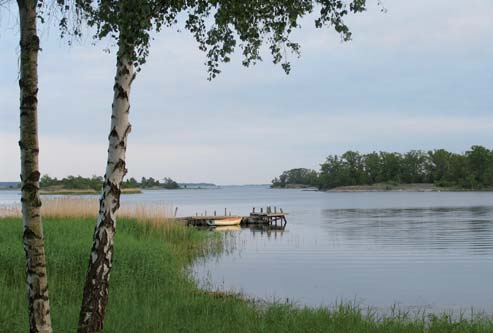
1, 216, 492, 332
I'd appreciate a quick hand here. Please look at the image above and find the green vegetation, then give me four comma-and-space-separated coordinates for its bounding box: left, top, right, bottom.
131, 177, 180, 189
1, 216, 492, 332
272, 146, 493, 190
271, 168, 319, 188
41, 175, 104, 191
40, 175, 179, 191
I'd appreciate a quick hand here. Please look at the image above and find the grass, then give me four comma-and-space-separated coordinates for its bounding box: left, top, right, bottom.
1, 200, 493, 332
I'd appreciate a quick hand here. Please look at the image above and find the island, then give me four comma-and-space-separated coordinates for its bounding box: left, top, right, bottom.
272, 146, 493, 191
38, 175, 181, 195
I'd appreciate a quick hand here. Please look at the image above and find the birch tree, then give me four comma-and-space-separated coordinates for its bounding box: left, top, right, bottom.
6, 1, 71, 330
16, 0, 52, 331
70, 1, 368, 331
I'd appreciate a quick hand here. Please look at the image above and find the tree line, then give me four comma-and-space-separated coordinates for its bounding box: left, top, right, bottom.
124, 176, 179, 189
40, 175, 179, 190
272, 146, 493, 190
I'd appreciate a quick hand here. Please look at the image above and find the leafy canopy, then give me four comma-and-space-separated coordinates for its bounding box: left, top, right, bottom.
59, 0, 367, 78
273, 146, 493, 190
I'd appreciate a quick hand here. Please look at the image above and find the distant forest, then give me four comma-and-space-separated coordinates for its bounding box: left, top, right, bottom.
272, 146, 493, 190
40, 175, 179, 190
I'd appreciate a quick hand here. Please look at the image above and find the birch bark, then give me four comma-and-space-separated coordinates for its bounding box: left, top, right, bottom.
17, 0, 53, 332
78, 39, 134, 333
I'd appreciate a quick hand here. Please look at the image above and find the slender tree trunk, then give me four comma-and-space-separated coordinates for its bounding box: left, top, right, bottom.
17, 1, 53, 332
78, 39, 134, 333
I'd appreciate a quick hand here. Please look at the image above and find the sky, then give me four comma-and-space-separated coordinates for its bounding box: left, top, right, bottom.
1, 1, 492, 184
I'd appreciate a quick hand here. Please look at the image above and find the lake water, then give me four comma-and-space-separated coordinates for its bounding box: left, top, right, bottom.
2, 186, 493, 312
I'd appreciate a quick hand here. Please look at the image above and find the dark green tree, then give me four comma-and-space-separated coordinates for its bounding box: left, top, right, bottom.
379, 152, 402, 183
271, 168, 318, 188
427, 149, 452, 183
319, 155, 348, 189
162, 177, 179, 189
40, 174, 59, 187
466, 145, 493, 188
363, 152, 381, 184
122, 176, 138, 188
401, 150, 428, 183
341, 151, 366, 185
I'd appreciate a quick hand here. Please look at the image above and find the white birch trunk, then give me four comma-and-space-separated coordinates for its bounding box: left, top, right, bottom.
78, 40, 134, 333
17, 0, 53, 332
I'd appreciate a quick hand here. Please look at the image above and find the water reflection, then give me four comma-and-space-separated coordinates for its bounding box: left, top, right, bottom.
248, 225, 286, 239
321, 206, 493, 254
210, 226, 241, 232
208, 225, 287, 239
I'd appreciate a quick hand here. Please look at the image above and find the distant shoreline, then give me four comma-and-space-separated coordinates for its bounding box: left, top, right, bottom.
328, 183, 440, 192
273, 183, 493, 192
39, 188, 142, 195
0, 187, 223, 195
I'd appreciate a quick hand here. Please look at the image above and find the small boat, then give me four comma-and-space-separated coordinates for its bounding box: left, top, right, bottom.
207, 217, 242, 227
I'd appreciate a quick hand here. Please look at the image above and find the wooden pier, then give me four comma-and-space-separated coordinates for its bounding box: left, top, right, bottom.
179, 206, 287, 229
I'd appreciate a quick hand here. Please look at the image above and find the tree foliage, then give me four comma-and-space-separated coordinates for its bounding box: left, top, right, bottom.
40, 174, 103, 191
59, 0, 368, 78
40, 174, 180, 190
137, 176, 179, 189
272, 146, 493, 190
272, 168, 319, 188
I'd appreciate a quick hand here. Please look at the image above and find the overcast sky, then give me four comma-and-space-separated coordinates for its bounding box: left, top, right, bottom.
1, 1, 492, 184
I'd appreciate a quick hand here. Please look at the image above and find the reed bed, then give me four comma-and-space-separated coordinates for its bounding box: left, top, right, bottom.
0, 196, 174, 220
0, 196, 217, 260
0, 204, 20, 218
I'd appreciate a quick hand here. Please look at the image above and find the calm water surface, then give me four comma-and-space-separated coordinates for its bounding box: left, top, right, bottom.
2, 186, 493, 311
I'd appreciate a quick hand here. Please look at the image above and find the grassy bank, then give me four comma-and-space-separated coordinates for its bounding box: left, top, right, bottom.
1, 207, 493, 331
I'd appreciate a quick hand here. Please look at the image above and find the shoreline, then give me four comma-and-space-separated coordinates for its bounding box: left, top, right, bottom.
0, 187, 221, 195
272, 183, 493, 192
39, 188, 142, 195
328, 183, 441, 192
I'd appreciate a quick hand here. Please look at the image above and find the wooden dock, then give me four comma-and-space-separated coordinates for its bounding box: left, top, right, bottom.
179, 206, 287, 229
